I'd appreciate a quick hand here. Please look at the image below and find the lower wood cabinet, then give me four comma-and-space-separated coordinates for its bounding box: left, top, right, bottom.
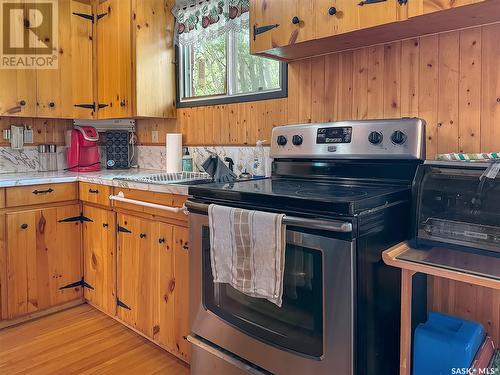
116, 213, 190, 362
5, 204, 82, 319
82, 205, 116, 316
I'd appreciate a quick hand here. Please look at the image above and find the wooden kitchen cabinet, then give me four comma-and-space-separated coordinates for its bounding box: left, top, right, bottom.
173, 225, 190, 362
82, 205, 116, 315
250, 0, 314, 54
0, 0, 93, 119
96, 0, 176, 119
4, 204, 82, 320
1, 0, 175, 119
116, 212, 189, 361
250, 0, 498, 60
116, 213, 158, 335
251, 0, 403, 54
0, 1, 36, 117
36, 0, 94, 119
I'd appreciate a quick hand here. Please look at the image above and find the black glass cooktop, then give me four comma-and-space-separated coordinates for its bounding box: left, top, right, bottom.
189, 178, 411, 216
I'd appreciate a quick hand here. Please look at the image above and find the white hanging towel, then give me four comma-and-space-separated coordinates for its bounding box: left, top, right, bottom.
208, 204, 286, 307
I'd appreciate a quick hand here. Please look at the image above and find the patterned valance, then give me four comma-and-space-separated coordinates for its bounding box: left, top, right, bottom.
173, 0, 249, 46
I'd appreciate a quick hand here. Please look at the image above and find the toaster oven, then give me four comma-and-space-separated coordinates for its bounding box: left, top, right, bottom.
413, 161, 500, 253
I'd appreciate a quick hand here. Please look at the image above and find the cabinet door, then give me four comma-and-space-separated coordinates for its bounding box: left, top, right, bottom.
83, 205, 116, 315
155, 222, 175, 350
173, 226, 190, 362
314, 0, 360, 38
96, 0, 132, 118
116, 214, 156, 334
0, 1, 37, 117
357, 0, 405, 29
250, 0, 314, 53
35, 0, 94, 119
6, 205, 82, 319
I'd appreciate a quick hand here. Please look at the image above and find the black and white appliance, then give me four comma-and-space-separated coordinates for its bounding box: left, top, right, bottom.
413, 160, 500, 253
186, 119, 427, 375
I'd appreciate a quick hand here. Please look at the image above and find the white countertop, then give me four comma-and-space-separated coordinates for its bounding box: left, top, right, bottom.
0, 169, 190, 195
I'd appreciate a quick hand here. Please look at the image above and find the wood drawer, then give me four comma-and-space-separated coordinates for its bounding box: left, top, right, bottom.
6, 183, 78, 208
0, 188, 4, 208
112, 187, 187, 222
79, 182, 111, 207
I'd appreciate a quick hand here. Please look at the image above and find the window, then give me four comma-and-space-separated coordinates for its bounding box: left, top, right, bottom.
176, 10, 287, 107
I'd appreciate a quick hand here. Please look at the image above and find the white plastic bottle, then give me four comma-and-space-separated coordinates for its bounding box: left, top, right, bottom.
252, 140, 266, 178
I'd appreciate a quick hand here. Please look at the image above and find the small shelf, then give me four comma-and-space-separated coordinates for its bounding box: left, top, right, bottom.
383, 242, 500, 291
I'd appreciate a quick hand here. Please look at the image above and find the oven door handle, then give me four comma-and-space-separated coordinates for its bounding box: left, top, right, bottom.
185, 201, 353, 233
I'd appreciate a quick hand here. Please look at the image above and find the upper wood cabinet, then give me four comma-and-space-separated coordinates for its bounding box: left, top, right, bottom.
0, 0, 175, 119
250, 0, 498, 61
251, 0, 405, 53
0, 0, 92, 118
250, 0, 314, 53
36, 0, 94, 119
96, 0, 176, 119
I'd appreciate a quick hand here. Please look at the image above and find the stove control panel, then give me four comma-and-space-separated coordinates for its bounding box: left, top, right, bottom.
271, 118, 425, 159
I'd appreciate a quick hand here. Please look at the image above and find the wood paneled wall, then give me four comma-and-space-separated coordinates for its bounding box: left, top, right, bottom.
5, 23, 499, 157
0, 117, 73, 146
178, 23, 500, 159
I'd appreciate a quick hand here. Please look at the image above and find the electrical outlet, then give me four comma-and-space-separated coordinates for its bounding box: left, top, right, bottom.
151, 130, 159, 143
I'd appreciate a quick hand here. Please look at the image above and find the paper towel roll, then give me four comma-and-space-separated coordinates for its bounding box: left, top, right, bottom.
166, 133, 183, 172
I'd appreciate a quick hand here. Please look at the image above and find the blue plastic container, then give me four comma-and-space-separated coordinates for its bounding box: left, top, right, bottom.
413, 312, 485, 375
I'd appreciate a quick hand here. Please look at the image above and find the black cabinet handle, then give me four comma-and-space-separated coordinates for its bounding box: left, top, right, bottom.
182, 243, 189, 250
33, 188, 54, 195
103, 223, 109, 228
140, 233, 147, 239
291, 16, 300, 24
329, 6, 337, 15
120, 100, 126, 107
159, 238, 165, 244
49, 102, 55, 108
89, 188, 99, 194
20, 223, 28, 229
19, 100, 26, 106
358, 0, 386, 5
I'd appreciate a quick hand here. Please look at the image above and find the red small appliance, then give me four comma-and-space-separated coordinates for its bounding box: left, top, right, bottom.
66, 126, 101, 172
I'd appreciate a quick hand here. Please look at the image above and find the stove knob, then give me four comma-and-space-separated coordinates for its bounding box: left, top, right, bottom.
391, 130, 407, 145
368, 131, 383, 145
292, 135, 303, 146
277, 135, 288, 146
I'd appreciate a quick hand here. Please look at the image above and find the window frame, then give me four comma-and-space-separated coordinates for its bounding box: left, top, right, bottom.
175, 31, 288, 108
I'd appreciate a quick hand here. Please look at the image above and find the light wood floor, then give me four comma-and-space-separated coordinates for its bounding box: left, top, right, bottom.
0, 304, 190, 375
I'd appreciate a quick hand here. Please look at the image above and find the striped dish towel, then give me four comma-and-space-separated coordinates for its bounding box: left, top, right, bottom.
436, 152, 500, 161
208, 204, 286, 307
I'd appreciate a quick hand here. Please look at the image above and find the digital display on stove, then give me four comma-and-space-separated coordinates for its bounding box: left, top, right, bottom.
316, 127, 352, 144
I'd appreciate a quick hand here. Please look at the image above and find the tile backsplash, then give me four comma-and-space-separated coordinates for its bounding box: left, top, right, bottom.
0, 146, 68, 173
0, 145, 272, 176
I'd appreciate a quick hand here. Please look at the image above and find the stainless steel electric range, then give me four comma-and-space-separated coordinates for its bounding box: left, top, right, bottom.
186, 119, 427, 375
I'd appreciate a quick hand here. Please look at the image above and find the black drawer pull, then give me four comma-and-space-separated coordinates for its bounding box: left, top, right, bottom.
33, 188, 54, 195
292, 16, 300, 24
140, 233, 147, 239
20, 223, 28, 229
103, 223, 109, 228
329, 6, 337, 15
159, 238, 165, 244
49, 102, 55, 108
182, 243, 189, 251
89, 188, 99, 194
19, 100, 26, 106
358, 0, 386, 5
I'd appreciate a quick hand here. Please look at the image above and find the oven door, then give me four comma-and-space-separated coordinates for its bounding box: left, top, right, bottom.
188, 202, 355, 375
